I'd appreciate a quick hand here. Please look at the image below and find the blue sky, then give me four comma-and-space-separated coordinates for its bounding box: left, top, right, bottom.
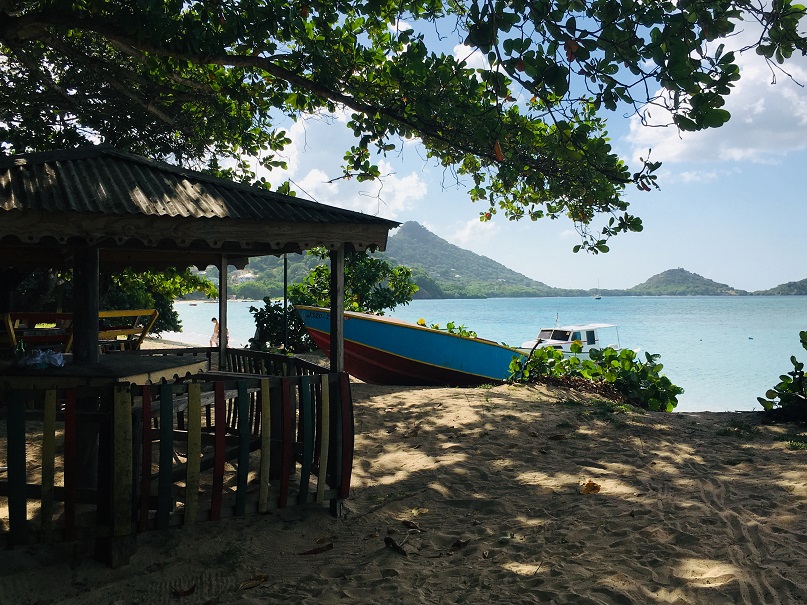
255, 25, 807, 292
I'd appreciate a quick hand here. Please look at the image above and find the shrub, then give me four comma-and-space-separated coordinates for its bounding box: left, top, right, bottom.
510, 344, 683, 412
248, 298, 316, 354
758, 331, 807, 422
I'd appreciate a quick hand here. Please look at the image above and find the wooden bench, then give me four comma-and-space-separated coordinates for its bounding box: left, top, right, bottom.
97, 309, 159, 352
1, 309, 159, 354
1, 312, 73, 352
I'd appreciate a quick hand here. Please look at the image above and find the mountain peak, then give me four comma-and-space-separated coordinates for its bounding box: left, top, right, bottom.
385, 222, 559, 298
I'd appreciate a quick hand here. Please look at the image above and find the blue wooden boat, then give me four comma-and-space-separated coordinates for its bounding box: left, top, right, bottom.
296, 305, 524, 386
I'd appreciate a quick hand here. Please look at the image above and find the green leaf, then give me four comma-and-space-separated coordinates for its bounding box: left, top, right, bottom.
700, 108, 731, 128
757, 397, 774, 411
673, 115, 699, 131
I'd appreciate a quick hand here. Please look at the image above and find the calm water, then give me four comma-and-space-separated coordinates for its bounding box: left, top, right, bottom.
165, 296, 807, 413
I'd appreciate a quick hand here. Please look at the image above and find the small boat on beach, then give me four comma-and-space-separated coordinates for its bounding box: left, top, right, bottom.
296, 305, 524, 386
519, 323, 623, 358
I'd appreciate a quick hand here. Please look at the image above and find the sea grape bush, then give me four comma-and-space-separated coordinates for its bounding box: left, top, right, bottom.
758, 331, 807, 422
510, 345, 683, 412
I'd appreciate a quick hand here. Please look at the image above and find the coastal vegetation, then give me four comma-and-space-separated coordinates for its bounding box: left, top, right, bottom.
758, 330, 807, 422
248, 299, 315, 354
382, 222, 564, 298
754, 279, 807, 296
511, 345, 684, 412
627, 268, 746, 296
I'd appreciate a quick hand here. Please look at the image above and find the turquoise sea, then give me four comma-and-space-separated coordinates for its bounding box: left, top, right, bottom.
164, 296, 807, 414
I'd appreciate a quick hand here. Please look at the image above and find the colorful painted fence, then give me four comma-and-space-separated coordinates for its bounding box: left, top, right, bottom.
0, 368, 353, 566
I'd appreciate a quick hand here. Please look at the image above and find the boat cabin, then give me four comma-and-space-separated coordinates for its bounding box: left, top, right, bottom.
520, 323, 620, 356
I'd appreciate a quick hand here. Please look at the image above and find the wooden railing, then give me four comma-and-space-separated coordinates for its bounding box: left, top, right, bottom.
0, 368, 353, 566
222, 347, 328, 376
119, 346, 329, 376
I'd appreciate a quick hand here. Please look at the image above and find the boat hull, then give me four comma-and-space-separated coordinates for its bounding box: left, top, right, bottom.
297, 306, 523, 386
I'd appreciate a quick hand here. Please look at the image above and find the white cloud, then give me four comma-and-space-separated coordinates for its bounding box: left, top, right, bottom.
448, 218, 500, 247
283, 159, 427, 219
342, 160, 428, 218
625, 32, 807, 166
250, 109, 431, 215
678, 169, 722, 184
453, 43, 487, 70
295, 168, 339, 201
392, 19, 413, 33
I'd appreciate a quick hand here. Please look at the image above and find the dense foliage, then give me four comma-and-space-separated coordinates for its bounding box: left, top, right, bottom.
0, 266, 215, 334
288, 248, 418, 315
3, 1, 806, 251
511, 344, 684, 411
101, 268, 217, 333
250, 249, 419, 351
758, 331, 807, 422
248, 298, 316, 353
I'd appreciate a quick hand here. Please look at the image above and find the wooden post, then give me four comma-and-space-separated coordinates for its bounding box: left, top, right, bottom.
95, 385, 134, 567
6, 390, 28, 546
218, 254, 228, 369
73, 248, 102, 517
73, 246, 99, 365
328, 246, 345, 373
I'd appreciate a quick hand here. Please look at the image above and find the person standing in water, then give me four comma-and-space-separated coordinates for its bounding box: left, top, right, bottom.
210, 317, 220, 347
210, 317, 229, 347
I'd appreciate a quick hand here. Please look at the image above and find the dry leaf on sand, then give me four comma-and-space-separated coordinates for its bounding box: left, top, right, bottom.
238, 575, 268, 590
580, 480, 601, 494
299, 543, 334, 555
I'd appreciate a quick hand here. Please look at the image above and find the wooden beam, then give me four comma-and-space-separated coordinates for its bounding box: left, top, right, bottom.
72, 246, 99, 365
0, 212, 394, 254
329, 246, 345, 373
218, 254, 228, 367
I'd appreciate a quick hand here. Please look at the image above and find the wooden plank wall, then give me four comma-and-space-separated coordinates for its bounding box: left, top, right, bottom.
0, 372, 353, 565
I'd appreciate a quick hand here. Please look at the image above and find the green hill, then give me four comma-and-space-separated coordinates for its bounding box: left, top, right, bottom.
383, 222, 568, 298
628, 268, 749, 296
754, 278, 807, 295
228, 224, 803, 300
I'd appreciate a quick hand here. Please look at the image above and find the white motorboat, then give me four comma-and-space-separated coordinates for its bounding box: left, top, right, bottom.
519, 323, 625, 358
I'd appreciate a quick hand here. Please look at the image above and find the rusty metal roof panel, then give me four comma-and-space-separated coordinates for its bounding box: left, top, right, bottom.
0, 145, 398, 228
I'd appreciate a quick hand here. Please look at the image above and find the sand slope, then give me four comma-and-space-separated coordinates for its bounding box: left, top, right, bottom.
3, 382, 807, 604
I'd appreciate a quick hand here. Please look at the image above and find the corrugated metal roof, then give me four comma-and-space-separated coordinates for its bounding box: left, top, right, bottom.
0, 145, 399, 269
0, 144, 396, 226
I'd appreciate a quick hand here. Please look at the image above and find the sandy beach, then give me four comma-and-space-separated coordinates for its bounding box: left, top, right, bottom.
3, 370, 807, 604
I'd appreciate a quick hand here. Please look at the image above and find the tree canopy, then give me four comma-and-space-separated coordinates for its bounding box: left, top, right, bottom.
1, 0, 805, 250
289, 248, 418, 314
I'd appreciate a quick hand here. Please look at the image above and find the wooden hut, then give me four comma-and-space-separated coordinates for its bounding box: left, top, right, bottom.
0, 145, 398, 565
0, 144, 398, 365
